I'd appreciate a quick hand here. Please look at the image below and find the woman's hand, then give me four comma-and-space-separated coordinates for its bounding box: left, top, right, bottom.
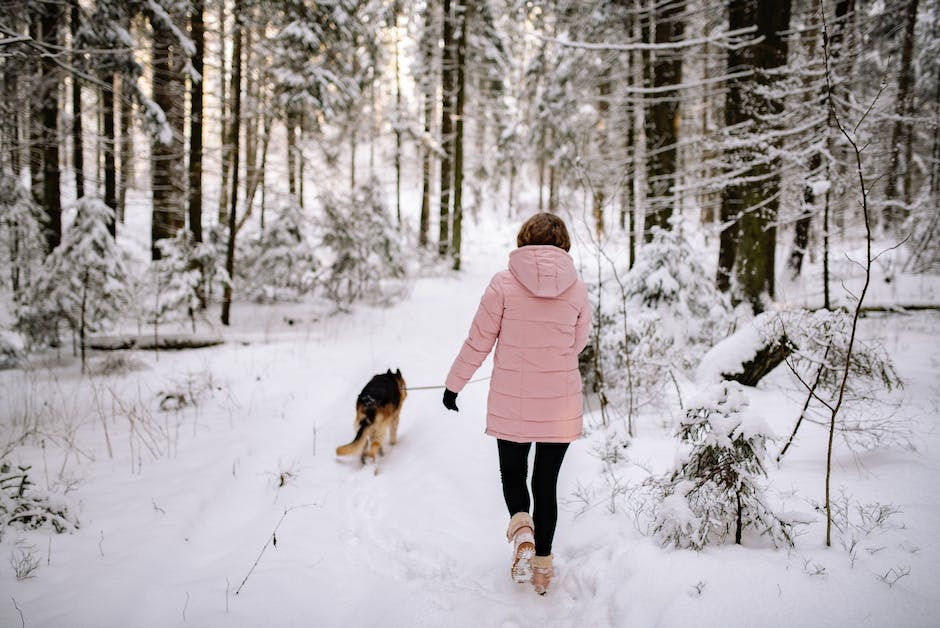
443, 389, 459, 412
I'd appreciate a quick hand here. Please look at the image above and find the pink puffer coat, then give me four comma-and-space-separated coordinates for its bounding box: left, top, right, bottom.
445, 245, 592, 443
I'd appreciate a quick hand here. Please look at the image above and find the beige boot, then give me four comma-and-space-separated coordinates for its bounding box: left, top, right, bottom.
531, 554, 553, 595
506, 512, 535, 584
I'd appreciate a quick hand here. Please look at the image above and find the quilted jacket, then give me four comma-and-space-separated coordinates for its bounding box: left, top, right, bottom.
445, 245, 592, 443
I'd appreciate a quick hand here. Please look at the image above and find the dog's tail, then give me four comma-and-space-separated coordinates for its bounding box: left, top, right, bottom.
335, 403, 377, 457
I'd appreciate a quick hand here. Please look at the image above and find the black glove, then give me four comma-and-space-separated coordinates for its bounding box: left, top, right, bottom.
443, 388, 459, 412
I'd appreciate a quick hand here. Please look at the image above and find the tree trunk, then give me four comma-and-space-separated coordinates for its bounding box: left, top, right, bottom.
243, 15, 258, 219
218, 0, 230, 224
151, 10, 186, 260
117, 73, 133, 224
350, 123, 356, 192
102, 76, 116, 237
188, 0, 205, 243
718, 0, 754, 294
257, 108, 273, 231
240, 106, 272, 234
823, 163, 831, 309
298, 117, 304, 208
548, 125, 557, 212
883, 0, 920, 225
717, 0, 791, 311
418, 2, 437, 248
70, 0, 84, 200
28, 17, 42, 211
438, 0, 455, 256
221, 1, 243, 326
788, 163, 817, 278
286, 112, 297, 200
393, 0, 403, 227
451, 2, 467, 271
594, 75, 611, 238
39, 4, 62, 253
1, 56, 20, 175
791, 0, 852, 278
418, 3, 434, 248
644, 0, 684, 238
419, 104, 432, 247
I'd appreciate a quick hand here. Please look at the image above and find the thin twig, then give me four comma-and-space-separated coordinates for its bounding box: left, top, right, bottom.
778, 344, 832, 462
783, 358, 835, 412
10, 596, 25, 628
234, 503, 318, 595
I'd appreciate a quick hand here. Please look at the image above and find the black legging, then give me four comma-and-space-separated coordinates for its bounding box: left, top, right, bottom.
496, 439, 569, 556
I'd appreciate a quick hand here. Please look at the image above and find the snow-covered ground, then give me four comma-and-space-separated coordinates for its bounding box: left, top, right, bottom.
1, 214, 939, 627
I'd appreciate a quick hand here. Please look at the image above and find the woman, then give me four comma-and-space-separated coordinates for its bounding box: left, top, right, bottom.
442, 212, 591, 595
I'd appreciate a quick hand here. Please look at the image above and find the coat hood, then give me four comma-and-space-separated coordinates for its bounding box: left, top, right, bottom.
508, 245, 578, 297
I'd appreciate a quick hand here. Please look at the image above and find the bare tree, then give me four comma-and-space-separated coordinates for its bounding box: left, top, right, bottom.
819, 5, 878, 547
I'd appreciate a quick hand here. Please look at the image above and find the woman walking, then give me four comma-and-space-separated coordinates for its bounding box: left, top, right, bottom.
442, 212, 591, 595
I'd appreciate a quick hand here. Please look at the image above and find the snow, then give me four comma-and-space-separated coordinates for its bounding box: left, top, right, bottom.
1, 214, 939, 627
696, 319, 763, 384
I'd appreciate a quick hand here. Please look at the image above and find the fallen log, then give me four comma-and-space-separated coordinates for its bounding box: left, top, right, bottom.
697, 313, 795, 386
723, 336, 794, 386
87, 334, 224, 351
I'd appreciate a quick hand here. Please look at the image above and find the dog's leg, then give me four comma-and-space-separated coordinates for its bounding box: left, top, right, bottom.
359, 429, 373, 464
365, 419, 386, 462
389, 409, 400, 445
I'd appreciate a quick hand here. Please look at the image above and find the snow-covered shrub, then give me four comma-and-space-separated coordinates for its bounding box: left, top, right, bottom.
17, 198, 130, 365
586, 225, 733, 417
313, 180, 407, 306
149, 229, 227, 329
0, 462, 78, 541
0, 330, 25, 369
621, 227, 732, 345
157, 369, 217, 412
780, 309, 901, 400
649, 381, 793, 550
237, 201, 317, 302
699, 308, 903, 451
0, 172, 44, 297
779, 309, 903, 450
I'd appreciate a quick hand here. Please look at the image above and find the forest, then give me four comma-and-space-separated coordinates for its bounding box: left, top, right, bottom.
0, 0, 938, 626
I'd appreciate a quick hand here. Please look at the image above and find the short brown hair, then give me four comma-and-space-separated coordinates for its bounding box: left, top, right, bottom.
516, 212, 571, 251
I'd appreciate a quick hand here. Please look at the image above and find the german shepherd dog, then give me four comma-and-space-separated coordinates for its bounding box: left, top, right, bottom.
336, 369, 407, 463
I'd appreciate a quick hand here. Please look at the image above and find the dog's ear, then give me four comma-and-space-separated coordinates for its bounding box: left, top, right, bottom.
395, 369, 401, 377
386, 369, 392, 375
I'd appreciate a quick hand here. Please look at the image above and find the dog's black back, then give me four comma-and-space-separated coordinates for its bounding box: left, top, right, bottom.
357, 369, 403, 425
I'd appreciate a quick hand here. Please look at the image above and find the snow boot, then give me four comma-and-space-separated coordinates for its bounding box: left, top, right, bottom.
531, 555, 554, 595
506, 512, 535, 584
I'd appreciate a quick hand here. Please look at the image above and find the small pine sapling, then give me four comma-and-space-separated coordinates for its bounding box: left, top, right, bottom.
650, 381, 793, 550
237, 201, 317, 302
587, 224, 733, 424
22, 199, 130, 370
314, 180, 406, 307
151, 229, 227, 334
0, 462, 78, 541
777, 308, 902, 459
0, 173, 45, 300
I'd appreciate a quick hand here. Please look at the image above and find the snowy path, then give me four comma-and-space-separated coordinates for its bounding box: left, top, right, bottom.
2, 222, 940, 627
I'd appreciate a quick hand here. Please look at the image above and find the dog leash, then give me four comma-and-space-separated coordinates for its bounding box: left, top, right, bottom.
407, 376, 490, 391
